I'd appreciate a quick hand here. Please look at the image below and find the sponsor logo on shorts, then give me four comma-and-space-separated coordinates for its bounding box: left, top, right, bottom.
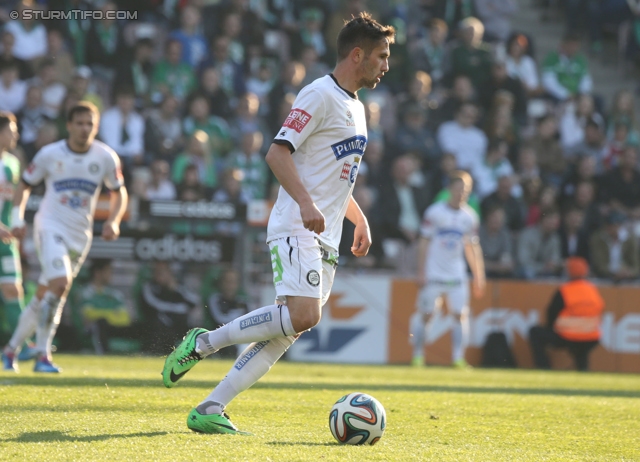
52, 258, 64, 268
331, 135, 367, 161
307, 270, 320, 287
239, 312, 273, 330
234, 341, 268, 370
283, 108, 312, 133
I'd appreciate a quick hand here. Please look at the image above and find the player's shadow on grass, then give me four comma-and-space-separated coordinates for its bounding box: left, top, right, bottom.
2, 430, 168, 443
266, 441, 337, 447
5, 377, 640, 399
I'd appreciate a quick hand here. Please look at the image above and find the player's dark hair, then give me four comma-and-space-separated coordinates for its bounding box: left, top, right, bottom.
336, 12, 395, 61
0, 111, 17, 131
67, 102, 100, 122
450, 170, 473, 190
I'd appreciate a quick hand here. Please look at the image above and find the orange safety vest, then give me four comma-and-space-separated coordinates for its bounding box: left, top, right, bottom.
555, 279, 605, 342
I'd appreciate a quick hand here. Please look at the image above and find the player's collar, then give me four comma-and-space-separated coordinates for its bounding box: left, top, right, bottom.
329, 74, 357, 100
64, 140, 91, 155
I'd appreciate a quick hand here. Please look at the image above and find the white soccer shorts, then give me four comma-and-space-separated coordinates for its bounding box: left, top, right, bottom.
417, 281, 470, 316
33, 217, 91, 286
268, 235, 336, 307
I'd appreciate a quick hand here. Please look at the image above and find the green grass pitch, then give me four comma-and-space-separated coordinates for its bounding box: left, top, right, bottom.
1, 355, 639, 461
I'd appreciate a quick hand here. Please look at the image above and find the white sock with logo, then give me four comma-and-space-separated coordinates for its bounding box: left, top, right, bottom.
7, 297, 40, 352
410, 312, 426, 359
452, 315, 469, 363
197, 335, 297, 415
35, 292, 65, 358
196, 304, 296, 356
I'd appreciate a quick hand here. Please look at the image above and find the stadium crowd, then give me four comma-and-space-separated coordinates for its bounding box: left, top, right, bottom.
0, 0, 639, 352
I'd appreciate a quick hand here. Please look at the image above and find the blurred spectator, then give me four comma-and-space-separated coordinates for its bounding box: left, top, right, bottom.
46, 29, 73, 86
362, 139, 386, 191
570, 180, 602, 233
246, 61, 275, 116
437, 102, 487, 174
375, 155, 430, 244
396, 71, 433, 122
72, 259, 133, 355
169, 5, 208, 69
479, 206, 515, 278
530, 114, 565, 184
430, 75, 476, 128
517, 208, 563, 279
4, 1, 47, 62
267, 60, 305, 126
100, 86, 145, 170
69, 66, 104, 113
474, 140, 516, 199
474, 0, 518, 42
220, 12, 246, 65
516, 144, 541, 182
16, 85, 49, 146
559, 94, 600, 154
602, 120, 636, 170
113, 37, 155, 109
560, 155, 598, 207
607, 90, 638, 145
21, 121, 58, 162
152, 39, 197, 103
0, 31, 32, 80
483, 90, 520, 161
449, 17, 492, 90
226, 131, 268, 200
203, 267, 249, 358
521, 177, 544, 226
49, 0, 91, 66
31, 59, 66, 119
566, 115, 607, 166
479, 60, 527, 125
142, 159, 176, 201
432, 0, 476, 30
394, 103, 441, 170
526, 182, 558, 227
291, 8, 327, 62
364, 101, 385, 146
598, 147, 640, 220
199, 66, 233, 120
212, 168, 250, 205
202, 35, 246, 99
589, 211, 639, 281
138, 261, 198, 354
183, 94, 231, 160
173, 130, 217, 189
584, 0, 633, 53
505, 33, 541, 97
144, 95, 184, 163
300, 45, 330, 86
559, 207, 590, 260
85, 0, 124, 81
481, 174, 525, 231
177, 164, 209, 202
228, 92, 269, 147
0, 62, 27, 113
542, 33, 593, 101
410, 19, 448, 86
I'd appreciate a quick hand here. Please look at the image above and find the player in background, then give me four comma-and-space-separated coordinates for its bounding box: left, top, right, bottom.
2, 102, 127, 373
410, 171, 485, 368
0, 112, 26, 363
162, 12, 394, 434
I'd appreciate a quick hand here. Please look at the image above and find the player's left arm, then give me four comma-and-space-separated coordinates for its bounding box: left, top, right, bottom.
345, 196, 371, 257
464, 240, 486, 298
102, 151, 128, 241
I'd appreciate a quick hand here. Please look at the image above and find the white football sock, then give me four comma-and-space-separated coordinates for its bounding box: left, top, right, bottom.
197, 335, 296, 414
410, 312, 426, 359
196, 304, 296, 356
452, 316, 469, 362
35, 292, 65, 358
7, 296, 40, 352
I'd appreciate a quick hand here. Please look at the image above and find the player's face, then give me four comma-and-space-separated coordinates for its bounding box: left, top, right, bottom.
449, 180, 470, 207
0, 121, 19, 150
357, 40, 390, 90
67, 111, 99, 147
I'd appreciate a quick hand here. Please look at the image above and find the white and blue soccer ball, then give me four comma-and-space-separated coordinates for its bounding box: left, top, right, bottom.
329, 392, 386, 445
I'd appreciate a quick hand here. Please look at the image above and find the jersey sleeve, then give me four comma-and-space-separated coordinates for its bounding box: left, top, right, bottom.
463, 210, 480, 244
103, 149, 125, 190
22, 149, 49, 186
273, 88, 325, 153
420, 207, 436, 239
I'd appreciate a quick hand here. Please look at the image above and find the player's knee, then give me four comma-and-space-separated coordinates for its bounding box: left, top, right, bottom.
1, 283, 22, 300
288, 298, 322, 332
48, 277, 70, 298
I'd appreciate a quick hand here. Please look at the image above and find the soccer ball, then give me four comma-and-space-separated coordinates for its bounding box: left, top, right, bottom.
328, 392, 386, 445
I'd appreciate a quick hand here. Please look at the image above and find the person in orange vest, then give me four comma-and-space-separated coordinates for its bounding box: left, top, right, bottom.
528, 257, 604, 371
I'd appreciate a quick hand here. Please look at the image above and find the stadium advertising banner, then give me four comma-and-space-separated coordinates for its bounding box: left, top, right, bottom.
262, 277, 640, 372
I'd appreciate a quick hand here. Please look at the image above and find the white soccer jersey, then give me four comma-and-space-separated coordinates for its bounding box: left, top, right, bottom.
268, 74, 367, 252
421, 201, 479, 282
23, 140, 124, 242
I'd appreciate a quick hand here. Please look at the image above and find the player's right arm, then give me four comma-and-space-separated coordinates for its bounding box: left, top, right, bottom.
265, 143, 325, 234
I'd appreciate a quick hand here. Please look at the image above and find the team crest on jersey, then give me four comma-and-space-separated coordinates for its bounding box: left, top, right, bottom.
55, 161, 64, 173
89, 162, 100, 174
346, 110, 355, 126
283, 108, 312, 133
331, 135, 367, 161
339, 161, 351, 181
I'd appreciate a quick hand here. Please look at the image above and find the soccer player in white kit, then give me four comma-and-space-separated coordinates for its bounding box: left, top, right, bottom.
2, 102, 128, 373
162, 13, 395, 434
411, 171, 485, 368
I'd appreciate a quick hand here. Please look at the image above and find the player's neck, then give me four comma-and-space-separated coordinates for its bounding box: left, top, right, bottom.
330, 68, 358, 97
66, 139, 91, 154
447, 201, 463, 210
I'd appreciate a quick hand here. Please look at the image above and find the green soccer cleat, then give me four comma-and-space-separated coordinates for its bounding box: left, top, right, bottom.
411, 356, 424, 367
162, 327, 208, 388
453, 358, 472, 369
187, 408, 251, 435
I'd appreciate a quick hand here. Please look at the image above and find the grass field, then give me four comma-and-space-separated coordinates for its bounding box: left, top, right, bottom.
1, 355, 639, 461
